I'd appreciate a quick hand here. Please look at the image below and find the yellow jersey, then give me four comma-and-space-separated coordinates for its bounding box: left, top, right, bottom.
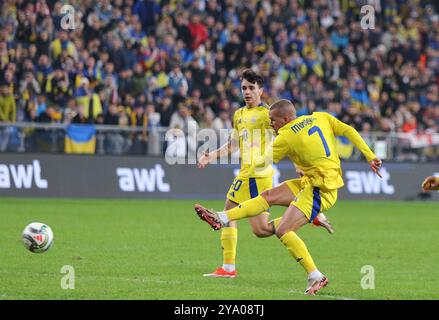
231, 105, 274, 179
272, 112, 377, 190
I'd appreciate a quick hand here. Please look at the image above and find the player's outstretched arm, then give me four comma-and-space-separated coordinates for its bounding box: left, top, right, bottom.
369, 158, 383, 178
422, 176, 439, 191
197, 137, 239, 169
328, 114, 382, 177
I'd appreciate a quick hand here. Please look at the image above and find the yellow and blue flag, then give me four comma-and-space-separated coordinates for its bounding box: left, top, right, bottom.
65, 125, 96, 154
336, 136, 354, 159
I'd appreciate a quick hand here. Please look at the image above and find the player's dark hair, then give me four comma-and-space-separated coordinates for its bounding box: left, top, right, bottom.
240, 69, 264, 88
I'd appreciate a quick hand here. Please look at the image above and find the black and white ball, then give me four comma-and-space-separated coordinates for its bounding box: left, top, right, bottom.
22, 222, 54, 253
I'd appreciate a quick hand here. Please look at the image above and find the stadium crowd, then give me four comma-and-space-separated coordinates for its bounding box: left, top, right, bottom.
0, 0, 438, 156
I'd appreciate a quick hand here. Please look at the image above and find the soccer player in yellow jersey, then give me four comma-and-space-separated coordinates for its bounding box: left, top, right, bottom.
197, 71, 331, 278
422, 176, 439, 191
195, 99, 382, 294
196, 69, 276, 278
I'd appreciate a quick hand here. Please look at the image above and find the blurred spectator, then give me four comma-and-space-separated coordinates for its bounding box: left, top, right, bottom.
50, 30, 77, 61
104, 103, 119, 126
156, 16, 177, 43
130, 63, 148, 97
35, 104, 56, 123
146, 103, 161, 128
75, 77, 102, 123
350, 79, 370, 110
35, 95, 47, 117
109, 37, 128, 73
129, 102, 148, 154
213, 110, 232, 132
168, 64, 188, 96
167, 103, 198, 158
133, 0, 160, 34
199, 109, 214, 129
0, 84, 16, 123
187, 14, 208, 50
158, 96, 174, 127
169, 104, 197, 132
45, 68, 69, 107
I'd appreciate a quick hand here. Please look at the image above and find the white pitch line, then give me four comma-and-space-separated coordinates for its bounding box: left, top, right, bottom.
288, 289, 358, 300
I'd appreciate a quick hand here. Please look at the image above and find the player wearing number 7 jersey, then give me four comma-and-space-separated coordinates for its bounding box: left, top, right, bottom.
194, 99, 382, 295
197, 71, 332, 280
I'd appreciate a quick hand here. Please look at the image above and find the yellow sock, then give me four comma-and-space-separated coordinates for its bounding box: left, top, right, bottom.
221, 227, 238, 265
226, 195, 269, 221
280, 231, 317, 274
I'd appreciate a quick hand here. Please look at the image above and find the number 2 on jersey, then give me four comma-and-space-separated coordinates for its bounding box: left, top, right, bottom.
308, 126, 331, 157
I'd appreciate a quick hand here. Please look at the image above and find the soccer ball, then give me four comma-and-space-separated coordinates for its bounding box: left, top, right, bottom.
22, 222, 54, 253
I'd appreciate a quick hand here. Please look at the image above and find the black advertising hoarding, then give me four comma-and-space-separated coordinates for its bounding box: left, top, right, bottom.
0, 153, 437, 201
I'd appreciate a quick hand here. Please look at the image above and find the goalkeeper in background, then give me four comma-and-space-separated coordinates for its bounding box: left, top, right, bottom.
422, 176, 439, 191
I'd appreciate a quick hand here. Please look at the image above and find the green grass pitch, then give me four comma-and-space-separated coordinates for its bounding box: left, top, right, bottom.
1, 197, 438, 300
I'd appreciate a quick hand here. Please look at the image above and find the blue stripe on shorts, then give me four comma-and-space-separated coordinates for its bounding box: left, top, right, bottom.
309, 187, 321, 222
249, 178, 258, 199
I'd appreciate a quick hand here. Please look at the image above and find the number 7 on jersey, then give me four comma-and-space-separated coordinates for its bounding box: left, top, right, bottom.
308, 126, 331, 157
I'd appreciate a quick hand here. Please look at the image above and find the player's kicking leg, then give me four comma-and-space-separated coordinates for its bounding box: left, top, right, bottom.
195, 182, 334, 234
195, 204, 224, 230
193, 182, 293, 230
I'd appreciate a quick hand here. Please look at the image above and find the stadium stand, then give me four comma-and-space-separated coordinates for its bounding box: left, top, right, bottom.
0, 0, 438, 160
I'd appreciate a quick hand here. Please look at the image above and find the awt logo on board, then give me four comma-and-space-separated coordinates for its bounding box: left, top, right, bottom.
346, 168, 394, 194
0, 160, 48, 189
117, 164, 170, 192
